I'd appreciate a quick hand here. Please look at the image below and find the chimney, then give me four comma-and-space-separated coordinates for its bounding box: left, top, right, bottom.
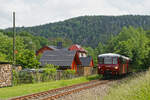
57, 42, 62, 49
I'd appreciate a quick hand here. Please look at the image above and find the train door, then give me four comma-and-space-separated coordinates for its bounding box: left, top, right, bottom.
119, 57, 126, 75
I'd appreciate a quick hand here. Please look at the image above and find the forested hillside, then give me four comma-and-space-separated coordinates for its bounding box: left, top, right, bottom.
2, 15, 150, 70
6, 15, 150, 47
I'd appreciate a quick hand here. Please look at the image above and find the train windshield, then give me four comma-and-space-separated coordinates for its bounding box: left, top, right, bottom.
104, 57, 112, 64
99, 57, 103, 64
98, 57, 118, 64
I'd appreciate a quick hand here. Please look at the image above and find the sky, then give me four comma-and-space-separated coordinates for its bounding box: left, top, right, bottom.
0, 0, 150, 29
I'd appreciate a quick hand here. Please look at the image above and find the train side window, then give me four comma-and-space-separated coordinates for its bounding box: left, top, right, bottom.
119, 57, 126, 64
122, 59, 126, 64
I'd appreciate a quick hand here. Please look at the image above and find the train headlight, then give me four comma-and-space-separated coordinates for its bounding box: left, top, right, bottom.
114, 66, 118, 69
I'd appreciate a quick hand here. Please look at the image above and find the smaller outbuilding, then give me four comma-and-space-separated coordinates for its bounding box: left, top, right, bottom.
77, 56, 94, 76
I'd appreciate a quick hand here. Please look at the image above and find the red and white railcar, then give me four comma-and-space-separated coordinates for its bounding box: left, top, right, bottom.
98, 53, 130, 76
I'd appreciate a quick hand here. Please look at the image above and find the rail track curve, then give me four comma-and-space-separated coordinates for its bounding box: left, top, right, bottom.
10, 80, 111, 100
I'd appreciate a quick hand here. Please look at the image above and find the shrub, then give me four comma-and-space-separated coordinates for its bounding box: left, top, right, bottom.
12, 70, 19, 85
63, 69, 76, 79
13, 70, 37, 85
18, 71, 34, 84
16, 49, 40, 69
42, 64, 58, 81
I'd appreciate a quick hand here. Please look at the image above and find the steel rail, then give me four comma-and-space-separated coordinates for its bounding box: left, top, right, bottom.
42, 80, 110, 100
10, 80, 100, 100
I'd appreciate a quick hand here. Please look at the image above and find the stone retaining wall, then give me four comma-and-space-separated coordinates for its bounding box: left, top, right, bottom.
0, 63, 12, 88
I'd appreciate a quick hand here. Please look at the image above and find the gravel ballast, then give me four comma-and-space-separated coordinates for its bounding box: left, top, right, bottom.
58, 81, 116, 100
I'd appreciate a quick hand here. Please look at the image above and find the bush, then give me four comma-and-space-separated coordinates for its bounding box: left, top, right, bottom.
16, 49, 40, 69
13, 70, 36, 85
12, 65, 76, 85
18, 71, 35, 84
42, 64, 58, 81
63, 69, 76, 79
12, 70, 19, 85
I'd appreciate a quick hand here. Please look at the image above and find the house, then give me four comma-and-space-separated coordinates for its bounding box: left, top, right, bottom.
38, 44, 94, 75
39, 50, 81, 71
68, 44, 87, 58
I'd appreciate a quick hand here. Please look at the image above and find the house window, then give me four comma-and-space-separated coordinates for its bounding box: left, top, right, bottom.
83, 53, 87, 57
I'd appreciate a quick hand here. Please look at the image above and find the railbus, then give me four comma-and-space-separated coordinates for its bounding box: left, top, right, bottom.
98, 53, 130, 77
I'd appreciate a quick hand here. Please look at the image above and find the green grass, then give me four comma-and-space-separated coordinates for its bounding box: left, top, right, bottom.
103, 70, 150, 100
0, 75, 100, 99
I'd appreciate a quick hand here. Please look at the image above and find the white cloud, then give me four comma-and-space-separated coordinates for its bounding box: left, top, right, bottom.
0, 0, 150, 29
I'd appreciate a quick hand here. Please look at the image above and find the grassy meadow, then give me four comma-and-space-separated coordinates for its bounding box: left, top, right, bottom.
0, 75, 100, 99
103, 69, 150, 100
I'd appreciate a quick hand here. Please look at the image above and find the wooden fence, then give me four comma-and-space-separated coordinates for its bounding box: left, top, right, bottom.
12, 68, 97, 85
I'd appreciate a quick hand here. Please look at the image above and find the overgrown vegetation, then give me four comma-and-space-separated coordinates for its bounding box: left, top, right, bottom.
0, 30, 73, 68
16, 50, 40, 69
42, 64, 57, 81
103, 69, 150, 100
0, 75, 100, 99
85, 26, 150, 70
63, 69, 76, 79
0, 31, 41, 68
12, 64, 76, 85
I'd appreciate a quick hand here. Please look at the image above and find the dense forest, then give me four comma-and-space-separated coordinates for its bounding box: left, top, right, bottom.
6, 15, 150, 47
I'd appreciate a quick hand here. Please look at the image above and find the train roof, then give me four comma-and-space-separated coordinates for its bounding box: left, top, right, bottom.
98, 53, 130, 60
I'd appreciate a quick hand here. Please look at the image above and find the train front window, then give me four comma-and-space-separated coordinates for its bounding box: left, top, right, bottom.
113, 57, 118, 64
104, 57, 112, 64
99, 57, 103, 64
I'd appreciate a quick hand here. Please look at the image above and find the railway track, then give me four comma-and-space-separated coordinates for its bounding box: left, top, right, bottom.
10, 80, 111, 100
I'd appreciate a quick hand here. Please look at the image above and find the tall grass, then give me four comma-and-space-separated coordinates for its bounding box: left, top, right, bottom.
103, 69, 150, 100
